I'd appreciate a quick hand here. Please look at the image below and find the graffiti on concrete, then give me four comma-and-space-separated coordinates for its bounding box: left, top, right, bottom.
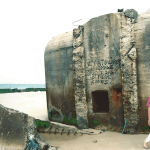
86, 58, 121, 85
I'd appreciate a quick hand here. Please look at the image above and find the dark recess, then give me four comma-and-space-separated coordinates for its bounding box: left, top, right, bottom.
92, 90, 109, 113
114, 88, 122, 93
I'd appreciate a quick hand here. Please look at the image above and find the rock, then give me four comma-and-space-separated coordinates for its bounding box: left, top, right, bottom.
0, 104, 56, 150
93, 140, 97, 143
124, 9, 138, 23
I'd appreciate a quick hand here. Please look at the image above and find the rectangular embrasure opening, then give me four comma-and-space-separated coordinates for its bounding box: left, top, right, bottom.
92, 90, 109, 113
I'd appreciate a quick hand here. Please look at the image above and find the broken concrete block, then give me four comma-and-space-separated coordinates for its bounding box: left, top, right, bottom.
0, 104, 56, 150
37, 120, 104, 136
37, 120, 80, 135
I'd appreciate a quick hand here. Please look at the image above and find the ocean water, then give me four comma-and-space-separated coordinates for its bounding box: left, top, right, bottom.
0, 84, 45, 89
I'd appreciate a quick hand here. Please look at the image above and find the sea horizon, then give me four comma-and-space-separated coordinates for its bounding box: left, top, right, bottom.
0, 84, 45, 89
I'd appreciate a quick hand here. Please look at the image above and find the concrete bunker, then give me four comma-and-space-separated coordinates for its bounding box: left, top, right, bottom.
91, 90, 109, 113
45, 9, 150, 134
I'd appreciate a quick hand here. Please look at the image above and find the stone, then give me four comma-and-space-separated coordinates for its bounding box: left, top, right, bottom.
93, 140, 97, 143
0, 104, 56, 150
124, 9, 138, 23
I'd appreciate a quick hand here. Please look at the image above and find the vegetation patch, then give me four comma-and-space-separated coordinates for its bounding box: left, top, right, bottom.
63, 117, 70, 124
0, 88, 46, 93
24, 88, 45, 92
0, 89, 12, 93
70, 117, 77, 125
63, 117, 77, 125
35, 119, 51, 128
92, 120, 99, 125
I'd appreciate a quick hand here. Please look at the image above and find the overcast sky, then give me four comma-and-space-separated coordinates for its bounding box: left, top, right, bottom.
0, 0, 149, 84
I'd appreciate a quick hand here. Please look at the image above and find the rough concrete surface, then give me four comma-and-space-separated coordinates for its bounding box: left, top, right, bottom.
44, 9, 150, 134
83, 12, 123, 131
73, 25, 88, 129
118, 11, 140, 134
44, 31, 76, 124
135, 9, 150, 129
0, 103, 56, 150
0, 92, 149, 150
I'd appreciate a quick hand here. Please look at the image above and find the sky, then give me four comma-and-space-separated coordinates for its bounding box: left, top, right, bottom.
0, 0, 149, 84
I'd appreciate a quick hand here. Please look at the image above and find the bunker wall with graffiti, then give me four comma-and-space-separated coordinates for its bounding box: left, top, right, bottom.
44, 9, 150, 133
84, 13, 123, 130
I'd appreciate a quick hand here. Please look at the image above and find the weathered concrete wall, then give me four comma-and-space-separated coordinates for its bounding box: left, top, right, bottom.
45, 9, 150, 133
134, 11, 150, 131
118, 10, 140, 134
84, 13, 123, 131
73, 26, 88, 129
0, 104, 55, 150
44, 32, 76, 124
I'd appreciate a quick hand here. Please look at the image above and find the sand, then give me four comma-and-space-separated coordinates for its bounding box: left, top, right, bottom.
0, 92, 149, 150
0, 91, 49, 121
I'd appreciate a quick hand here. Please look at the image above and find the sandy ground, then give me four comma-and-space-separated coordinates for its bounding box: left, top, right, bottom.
0, 92, 149, 150
0, 91, 49, 121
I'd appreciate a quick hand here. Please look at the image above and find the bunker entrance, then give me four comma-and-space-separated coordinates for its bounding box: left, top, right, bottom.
92, 90, 109, 113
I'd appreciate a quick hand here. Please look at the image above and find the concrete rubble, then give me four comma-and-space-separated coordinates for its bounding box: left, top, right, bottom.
0, 104, 104, 150
37, 121, 103, 135
0, 104, 56, 150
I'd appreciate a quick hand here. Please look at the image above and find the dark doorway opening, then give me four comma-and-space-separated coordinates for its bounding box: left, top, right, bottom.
92, 90, 109, 113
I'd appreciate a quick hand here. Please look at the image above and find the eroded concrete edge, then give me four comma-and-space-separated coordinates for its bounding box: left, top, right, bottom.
72, 25, 88, 129
0, 104, 56, 150
118, 9, 140, 134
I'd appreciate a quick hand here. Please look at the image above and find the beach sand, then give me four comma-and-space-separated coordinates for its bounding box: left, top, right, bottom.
0, 92, 148, 150
0, 91, 49, 121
